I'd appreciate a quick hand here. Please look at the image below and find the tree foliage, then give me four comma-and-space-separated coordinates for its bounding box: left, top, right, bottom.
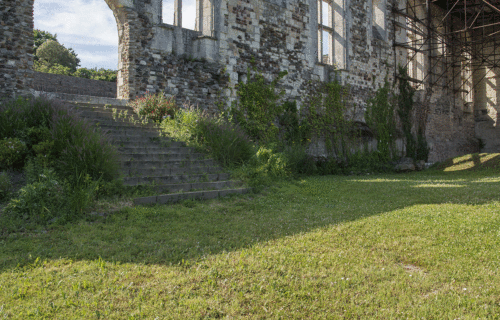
36, 40, 80, 72
33, 29, 58, 59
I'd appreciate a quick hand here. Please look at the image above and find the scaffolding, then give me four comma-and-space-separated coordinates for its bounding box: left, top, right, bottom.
392, 0, 500, 112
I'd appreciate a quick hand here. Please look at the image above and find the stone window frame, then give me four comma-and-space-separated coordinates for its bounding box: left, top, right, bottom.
167, 0, 214, 35
400, 0, 429, 90
317, 0, 347, 69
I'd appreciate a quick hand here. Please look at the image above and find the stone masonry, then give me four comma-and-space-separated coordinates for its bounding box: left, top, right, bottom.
32, 72, 117, 98
1, 0, 498, 162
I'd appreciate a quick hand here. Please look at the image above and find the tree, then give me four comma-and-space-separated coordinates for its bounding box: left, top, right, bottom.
36, 40, 80, 72
33, 29, 58, 58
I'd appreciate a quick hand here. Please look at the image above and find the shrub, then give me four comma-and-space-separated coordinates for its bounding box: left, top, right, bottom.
2, 167, 100, 229
73, 68, 117, 82
129, 92, 179, 123
0, 171, 11, 201
50, 112, 120, 184
252, 146, 289, 177
32, 140, 55, 168
193, 116, 255, 167
0, 95, 120, 185
16, 126, 52, 150
162, 106, 255, 167
3, 168, 66, 225
231, 69, 288, 143
0, 95, 61, 140
0, 138, 29, 170
34, 60, 73, 76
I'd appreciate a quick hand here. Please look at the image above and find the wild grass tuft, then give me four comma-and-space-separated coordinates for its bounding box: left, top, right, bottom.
162, 105, 255, 167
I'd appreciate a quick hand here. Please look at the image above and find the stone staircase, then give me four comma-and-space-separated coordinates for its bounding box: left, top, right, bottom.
33, 92, 250, 205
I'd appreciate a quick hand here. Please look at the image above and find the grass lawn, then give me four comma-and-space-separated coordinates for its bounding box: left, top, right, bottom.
1, 154, 500, 318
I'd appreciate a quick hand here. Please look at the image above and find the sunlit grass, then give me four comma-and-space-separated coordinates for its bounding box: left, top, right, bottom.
1, 157, 500, 318
435, 152, 500, 171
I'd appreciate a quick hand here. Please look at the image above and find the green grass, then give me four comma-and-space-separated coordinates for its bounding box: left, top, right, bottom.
1, 161, 500, 318
433, 152, 500, 172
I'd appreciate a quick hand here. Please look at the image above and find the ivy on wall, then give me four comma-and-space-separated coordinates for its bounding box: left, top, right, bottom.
365, 79, 396, 161
230, 64, 429, 167
230, 67, 288, 143
304, 79, 353, 160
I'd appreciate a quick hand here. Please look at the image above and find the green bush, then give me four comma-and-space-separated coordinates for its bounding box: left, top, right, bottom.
0, 96, 59, 140
3, 168, 66, 225
2, 166, 100, 229
73, 67, 117, 82
231, 69, 288, 143
129, 92, 179, 123
34, 60, 73, 76
0, 171, 11, 201
16, 126, 52, 151
252, 146, 289, 177
0, 95, 120, 185
0, 138, 29, 170
50, 112, 119, 184
162, 106, 255, 167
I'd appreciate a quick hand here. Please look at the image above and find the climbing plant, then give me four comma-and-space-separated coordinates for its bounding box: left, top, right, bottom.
230, 67, 288, 143
397, 66, 416, 158
304, 79, 352, 160
396, 66, 429, 161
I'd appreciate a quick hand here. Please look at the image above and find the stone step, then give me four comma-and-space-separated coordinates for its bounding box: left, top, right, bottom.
53, 96, 251, 206
120, 159, 217, 169
123, 172, 231, 186
124, 165, 224, 177
152, 180, 243, 194
33, 91, 129, 107
119, 152, 206, 161
93, 122, 160, 131
80, 113, 158, 128
116, 146, 195, 154
112, 139, 186, 148
134, 187, 251, 205
71, 103, 134, 113
104, 131, 163, 138
96, 124, 160, 132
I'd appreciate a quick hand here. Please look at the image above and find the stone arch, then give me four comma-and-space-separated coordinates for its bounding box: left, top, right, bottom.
0, 0, 139, 99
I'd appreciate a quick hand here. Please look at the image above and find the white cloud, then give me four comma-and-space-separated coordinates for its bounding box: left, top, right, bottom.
34, 0, 118, 69
34, 0, 198, 69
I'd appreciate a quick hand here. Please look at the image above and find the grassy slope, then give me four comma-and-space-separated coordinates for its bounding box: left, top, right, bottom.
0, 155, 499, 319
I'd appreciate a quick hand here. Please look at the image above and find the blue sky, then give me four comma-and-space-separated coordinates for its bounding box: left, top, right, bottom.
34, 0, 196, 70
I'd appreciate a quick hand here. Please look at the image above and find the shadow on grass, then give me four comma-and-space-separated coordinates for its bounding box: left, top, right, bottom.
1, 170, 499, 272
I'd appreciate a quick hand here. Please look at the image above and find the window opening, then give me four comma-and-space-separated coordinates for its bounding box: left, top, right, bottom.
318, 0, 346, 69
372, 0, 386, 40
162, 0, 196, 30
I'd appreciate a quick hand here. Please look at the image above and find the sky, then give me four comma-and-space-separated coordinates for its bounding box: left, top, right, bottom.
34, 0, 196, 70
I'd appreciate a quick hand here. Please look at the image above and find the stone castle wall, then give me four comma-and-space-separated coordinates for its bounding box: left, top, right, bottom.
0, 0, 496, 162
31, 72, 117, 98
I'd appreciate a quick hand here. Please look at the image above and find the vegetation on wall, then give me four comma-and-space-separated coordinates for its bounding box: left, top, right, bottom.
365, 79, 396, 161
304, 79, 352, 160
396, 66, 429, 161
230, 68, 288, 143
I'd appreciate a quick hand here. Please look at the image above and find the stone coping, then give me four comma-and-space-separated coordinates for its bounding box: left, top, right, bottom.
29, 89, 130, 107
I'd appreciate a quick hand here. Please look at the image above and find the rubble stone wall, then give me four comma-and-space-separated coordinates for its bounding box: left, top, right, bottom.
1, 0, 496, 162
31, 72, 117, 98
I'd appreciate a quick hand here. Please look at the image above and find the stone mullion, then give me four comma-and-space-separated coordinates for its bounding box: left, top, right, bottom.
174, 0, 182, 27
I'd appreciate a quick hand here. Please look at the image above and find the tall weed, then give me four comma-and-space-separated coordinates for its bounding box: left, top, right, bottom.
162, 106, 255, 167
